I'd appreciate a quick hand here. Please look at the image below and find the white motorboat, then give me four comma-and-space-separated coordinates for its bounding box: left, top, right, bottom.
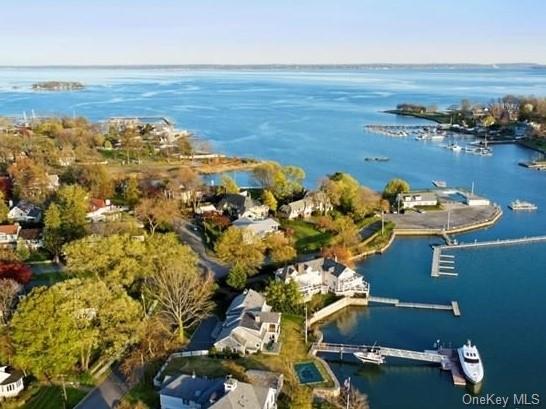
446, 143, 462, 152
457, 340, 484, 384
354, 346, 385, 365
509, 200, 538, 211
432, 180, 447, 188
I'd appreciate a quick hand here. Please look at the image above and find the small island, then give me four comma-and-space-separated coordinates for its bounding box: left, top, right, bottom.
32, 81, 85, 91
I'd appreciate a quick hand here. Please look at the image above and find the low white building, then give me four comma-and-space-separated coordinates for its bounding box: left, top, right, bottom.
461, 192, 490, 206
8, 201, 42, 223
0, 224, 21, 246
397, 191, 438, 209
160, 375, 277, 409
0, 366, 24, 398
214, 289, 281, 355
86, 199, 127, 223
275, 258, 369, 301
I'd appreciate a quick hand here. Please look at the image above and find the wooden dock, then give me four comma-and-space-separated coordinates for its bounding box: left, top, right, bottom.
440, 235, 546, 250
369, 296, 461, 317
431, 248, 458, 277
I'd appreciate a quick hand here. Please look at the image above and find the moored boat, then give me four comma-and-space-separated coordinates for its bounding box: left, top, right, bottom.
432, 180, 447, 188
354, 347, 385, 365
509, 200, 538, 211
457, 340, 484, 384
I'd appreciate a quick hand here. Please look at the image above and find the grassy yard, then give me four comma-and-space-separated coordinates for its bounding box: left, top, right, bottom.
30, 271, 69, 286
21, 385, 87, 409
351, 221, 395, 256
281, 219, 332, 253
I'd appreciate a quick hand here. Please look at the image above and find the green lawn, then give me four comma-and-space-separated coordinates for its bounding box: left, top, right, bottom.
281, 220, 332, 253
23, 385, 87, 409
31, 271, 69, 285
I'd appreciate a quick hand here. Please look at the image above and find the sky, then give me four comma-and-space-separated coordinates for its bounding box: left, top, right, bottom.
1, 0, 545, 65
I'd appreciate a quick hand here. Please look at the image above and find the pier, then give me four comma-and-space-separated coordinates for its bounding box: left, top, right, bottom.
311, 342, 467, 386
440, 235, 546, 250
369, 296, 461, 316
431, 247, 458, 277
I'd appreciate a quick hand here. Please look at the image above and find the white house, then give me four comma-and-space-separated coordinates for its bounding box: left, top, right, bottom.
86, 199, 127, 223
160, 375, 277, 409
275, 258, 369, 301
279, 191, 332, 220
0, 225, 21, 246
8, 201, 42, 223
232, 217, 280, 238
397, 191, 438, 209
0, 366, 24, 398
214, 289, 281, 355
216, 193, 269, 220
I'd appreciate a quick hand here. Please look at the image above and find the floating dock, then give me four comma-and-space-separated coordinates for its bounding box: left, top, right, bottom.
368, 296, 461, 317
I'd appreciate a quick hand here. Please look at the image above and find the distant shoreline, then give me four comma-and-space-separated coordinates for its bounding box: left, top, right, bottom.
0, 63, 545, 70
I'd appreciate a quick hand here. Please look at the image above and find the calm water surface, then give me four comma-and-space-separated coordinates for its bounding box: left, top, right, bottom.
1, 67, 545, 408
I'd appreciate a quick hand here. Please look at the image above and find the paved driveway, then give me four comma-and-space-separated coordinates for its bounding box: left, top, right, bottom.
74, 370, 128, 409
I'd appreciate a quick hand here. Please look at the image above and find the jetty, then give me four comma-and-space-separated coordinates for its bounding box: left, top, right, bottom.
311, 342, 466, 386
369, 296, 461, 317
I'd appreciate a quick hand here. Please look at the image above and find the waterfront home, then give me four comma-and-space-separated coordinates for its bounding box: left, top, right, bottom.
397, 191, 438, 209
232, 217, 280, 238
0, 366, 24, 398
0, 224, 21, 246
214, 289, 281, 355
279, 191, 332, 219
160, 374, 277, 409
275, 257, 369, 301
7, 201, 42, 223
86, 199, 127, 223
216, 192, 269, 220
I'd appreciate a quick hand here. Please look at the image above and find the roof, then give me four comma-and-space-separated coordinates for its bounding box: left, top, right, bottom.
0, 366, 24, 386
89, 198, 107, 211
217, 194, 255, 214
276, 257, 351, 279
0, 224, 19, 235
161, 375, 272, 409
399, 191, 437, 202
11, 201, 42, 218
232, 218, 279, 234
19, 228, 42, 240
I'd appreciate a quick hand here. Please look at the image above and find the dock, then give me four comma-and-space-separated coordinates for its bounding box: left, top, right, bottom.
369, 296, 461, 317
439, 235, 546, 250
311, 342, 467, 386
431, 247, 458, 277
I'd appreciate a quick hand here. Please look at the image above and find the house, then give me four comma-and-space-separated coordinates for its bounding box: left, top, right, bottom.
275, 258, 369, 301
7, 201, 42, 223
0, 366, 24, 398
397, 191, 438, 209
160, 374, 277, 409
279, 191, 332, 220
216, 193, 268, 220
461, 192, 490, 206
86, 199, 127, 223
214, 289, 281, 355
0, 224, 21, 246
47, 174, 60, 191
232, 217, 280, 238
195, 203, 219, 215
19, 228, 43, 250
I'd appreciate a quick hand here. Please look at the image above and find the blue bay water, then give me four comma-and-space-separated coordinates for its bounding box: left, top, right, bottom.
1, 67, 546, 408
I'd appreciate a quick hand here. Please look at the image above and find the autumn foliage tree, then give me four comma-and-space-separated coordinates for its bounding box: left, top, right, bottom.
135, 197, 179, 235
0, 262, 32, 285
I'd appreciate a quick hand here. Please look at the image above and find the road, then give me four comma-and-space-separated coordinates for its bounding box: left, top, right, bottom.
174, 219, 229, 279
74, 370, 129, 409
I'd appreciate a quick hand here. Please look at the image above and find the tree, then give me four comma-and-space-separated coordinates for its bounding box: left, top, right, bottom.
123, 176, 141, 207
330, 216, 360, 248
322, 173, 380, 219
0, 191, 8, 223
264, 280, 303, 314
215, 227, 265, 277
0, 261, 32, 284
252, 161, 305, 200
0, 279, 22, 325
321, 245, 354, 268
11, 279, 141, 378
55, 185, 89, 243
264, 232, 296, 264
76, 164, 115, 199
338, 386, 370, 409
15, 240, 30, 261
261, 189, 277, 211
43, 203, 63, 260
220, 175, 239, 194
173, 166, 202, 211
135, 197, 179, 235
7, 157, 50, 203
144, 254, 214, 341
226, 264, 248, 290
383, 178, 410, 201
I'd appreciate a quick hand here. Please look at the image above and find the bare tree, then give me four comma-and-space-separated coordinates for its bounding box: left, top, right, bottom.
338, 386, 370, 409
0, 279, 22, 325
145, 263, 214, 341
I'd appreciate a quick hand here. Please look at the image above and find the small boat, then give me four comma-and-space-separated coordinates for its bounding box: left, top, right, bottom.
509, 200, 538, 211
365, 156, 390, 162
354, 345, 384, 365
432, 180, 447, 188
446, 143, 462, 152
457, 340, 484, 384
